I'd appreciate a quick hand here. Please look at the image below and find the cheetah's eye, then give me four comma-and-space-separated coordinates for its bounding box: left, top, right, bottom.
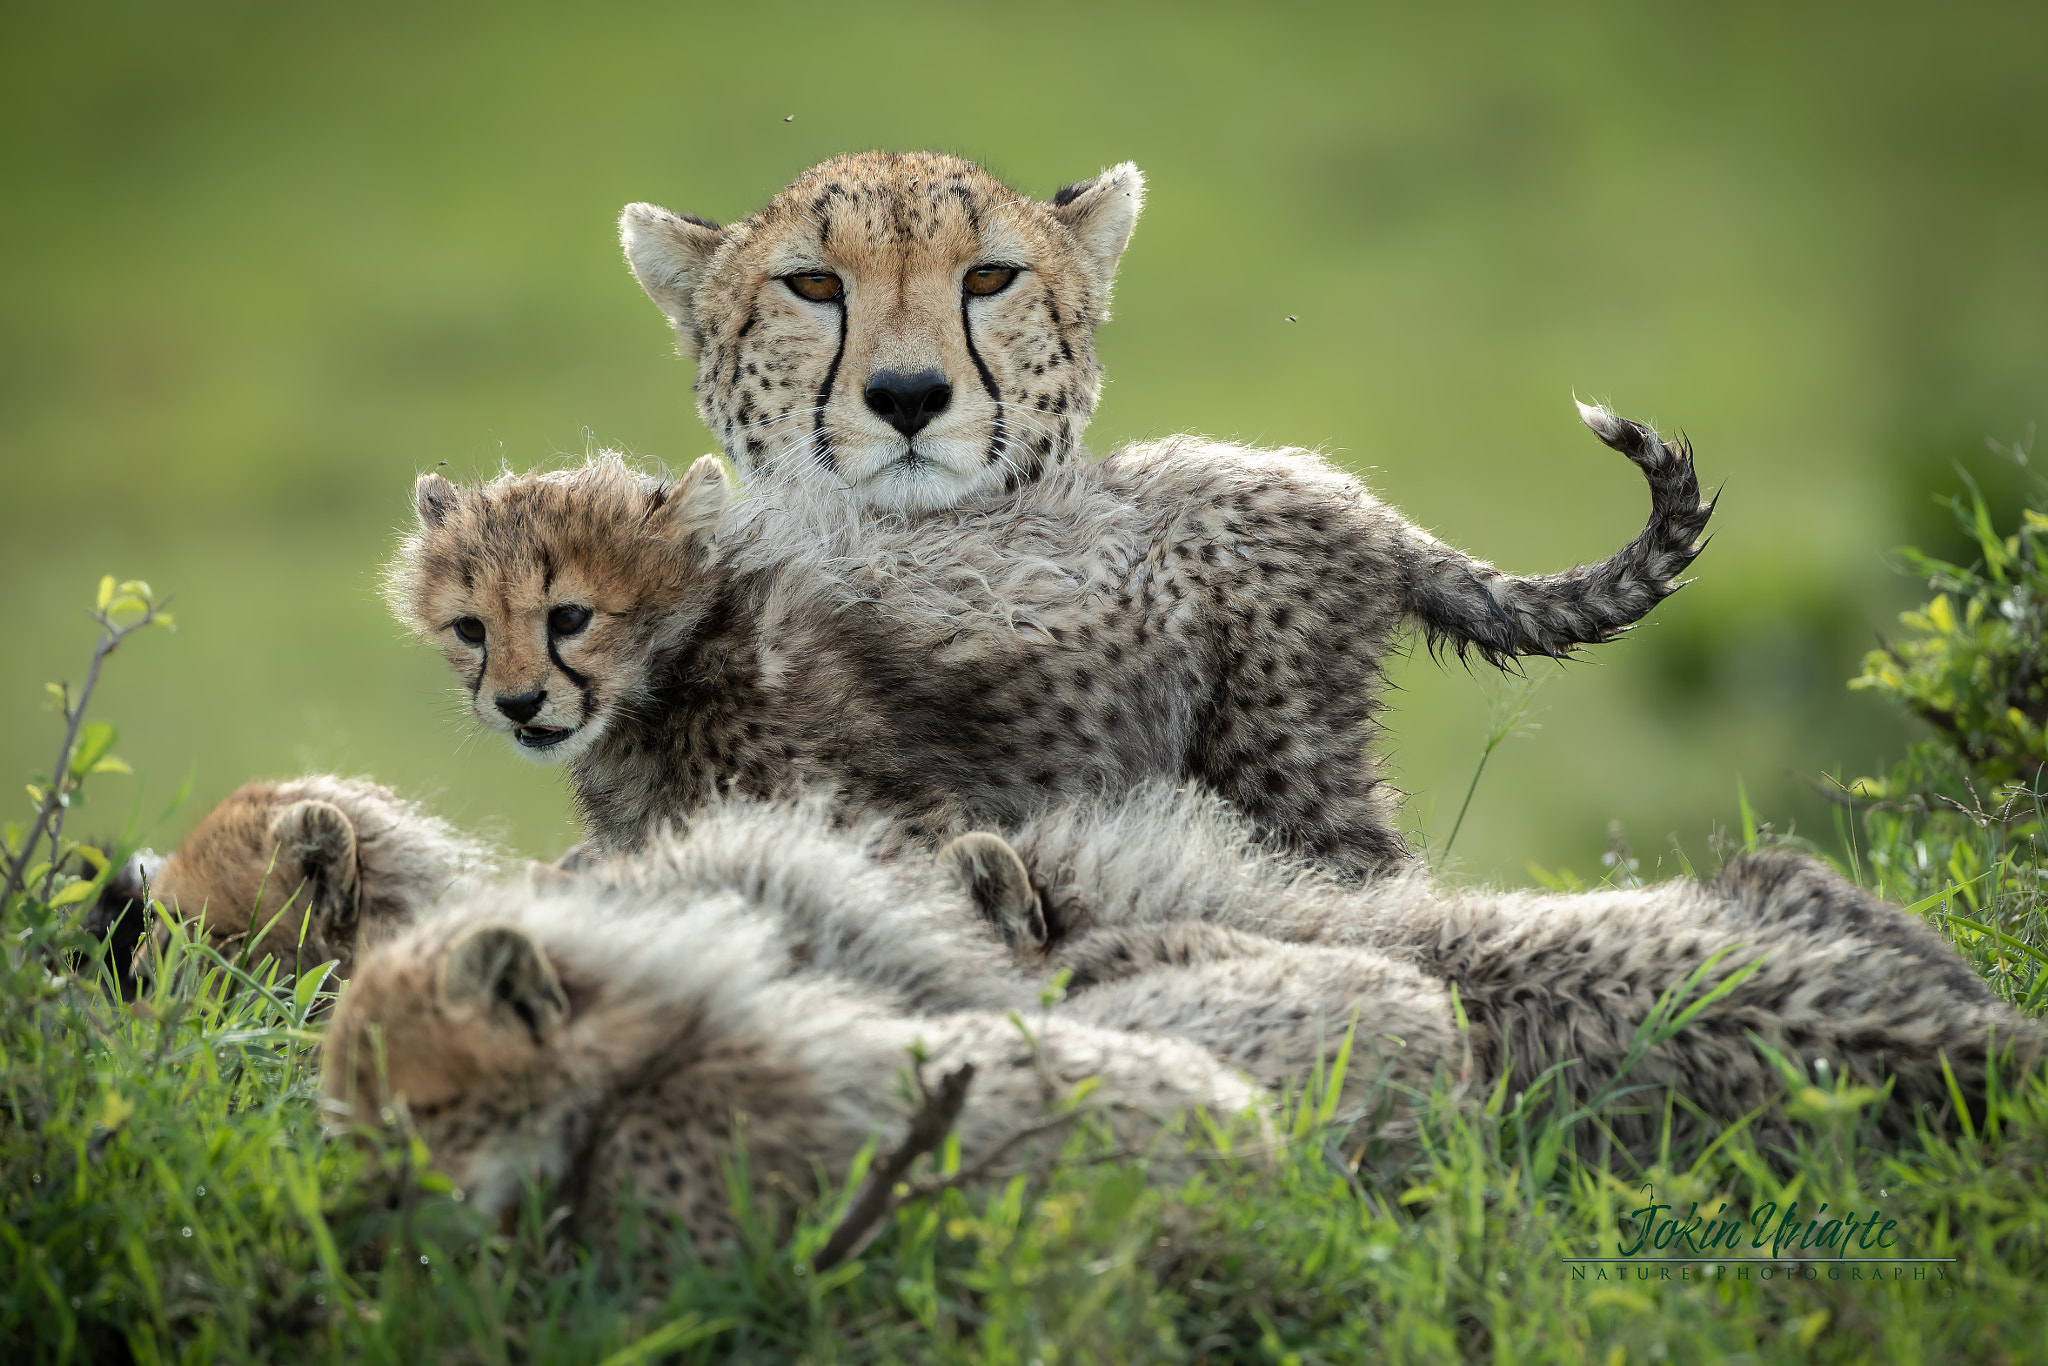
452, 617, 486, 645
548, 605, 592, 637
964, 266, 1017, 297
784, 272, 843, 302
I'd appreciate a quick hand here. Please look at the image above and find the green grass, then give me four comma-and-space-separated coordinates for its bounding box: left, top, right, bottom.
6, 567, 2048, 1364
5, 885, 2045, 1363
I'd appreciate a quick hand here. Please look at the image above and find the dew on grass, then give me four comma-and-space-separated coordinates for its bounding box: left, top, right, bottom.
420, 1255, 430, 1266
196, 1185, 206, 1197
181, 1226, 192, 1238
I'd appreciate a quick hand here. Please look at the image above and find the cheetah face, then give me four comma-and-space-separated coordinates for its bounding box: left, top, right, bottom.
622, 152, 1144, 515
323, 922, 583, 1223
433, 571, 624, 765
394, 455, 730, 768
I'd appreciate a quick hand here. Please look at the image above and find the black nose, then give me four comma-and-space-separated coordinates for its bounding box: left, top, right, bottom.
495, 690, 546, 724
863, 368, 952, 438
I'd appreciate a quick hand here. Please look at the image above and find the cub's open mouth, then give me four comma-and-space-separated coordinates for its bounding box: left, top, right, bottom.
515, 725, 574, 750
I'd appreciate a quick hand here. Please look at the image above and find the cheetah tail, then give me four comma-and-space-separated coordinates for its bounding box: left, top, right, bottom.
1402, 399, 1716, 667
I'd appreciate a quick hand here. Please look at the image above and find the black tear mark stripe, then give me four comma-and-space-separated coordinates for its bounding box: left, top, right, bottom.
813, 300, 847, 470
960, 293, 1007, 466
548, 637, 595, 721
469, 641, 488, 705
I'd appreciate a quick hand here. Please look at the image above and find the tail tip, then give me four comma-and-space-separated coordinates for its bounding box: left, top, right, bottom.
1574, 396, 1626, 442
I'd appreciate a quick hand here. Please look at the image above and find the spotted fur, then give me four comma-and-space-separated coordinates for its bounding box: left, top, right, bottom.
391, 406, 1709, 875
621, 152, 1142, 515
321, 837, 1262, 1257
142, 775, 492, 980
996, 785, 2045, 1154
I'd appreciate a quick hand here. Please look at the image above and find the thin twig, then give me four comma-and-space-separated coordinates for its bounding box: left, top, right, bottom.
813, 1063, 975, 1271
889, 1108, 1091, 1204
3, 595, 167, 905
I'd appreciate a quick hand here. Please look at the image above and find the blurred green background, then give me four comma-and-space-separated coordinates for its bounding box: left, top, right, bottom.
3, 1, 2044, 881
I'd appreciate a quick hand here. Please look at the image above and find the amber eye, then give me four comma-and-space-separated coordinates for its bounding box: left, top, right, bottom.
452, 617, 486, 645
964, 266, 1017, 297
784, 272, 843, 302
548, 604, 592, 637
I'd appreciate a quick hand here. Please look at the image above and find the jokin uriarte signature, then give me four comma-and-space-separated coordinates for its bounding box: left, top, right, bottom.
1562, 1184, 1953, 1282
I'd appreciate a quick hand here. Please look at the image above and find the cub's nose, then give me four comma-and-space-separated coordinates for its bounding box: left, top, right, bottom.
495, 690, 547, 724
863, 368, 953, 438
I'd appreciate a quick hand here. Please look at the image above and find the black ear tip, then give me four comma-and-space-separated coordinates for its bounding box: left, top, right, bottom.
1052, 179, 1092, 207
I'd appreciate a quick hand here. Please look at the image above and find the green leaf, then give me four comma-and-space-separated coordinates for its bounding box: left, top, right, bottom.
96, 575, 115, 610
89, 756, 133, 775
99, 1089, 135, 1133
49, 878, 98, 907
69, 723, 117, 778
593, 1313, 735, 1366
1736, 777, 1759, 849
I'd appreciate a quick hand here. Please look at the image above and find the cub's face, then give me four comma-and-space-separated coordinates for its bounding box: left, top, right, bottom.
622, 152, 1144, 515
323, 922, 581, 1221
393, 455, 729, 766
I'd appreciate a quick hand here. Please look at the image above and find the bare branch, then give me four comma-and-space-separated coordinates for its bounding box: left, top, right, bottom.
813, 1062, 975, 1272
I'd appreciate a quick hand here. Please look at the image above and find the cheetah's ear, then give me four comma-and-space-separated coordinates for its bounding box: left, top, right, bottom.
414, 472, 458, 528
939, 832, 1049, 953
442, 924, 569, 1047
268, 800, 360, 938
621, 203, 725, 360
647, 454, 731, 549
1048, 162, 1145, 319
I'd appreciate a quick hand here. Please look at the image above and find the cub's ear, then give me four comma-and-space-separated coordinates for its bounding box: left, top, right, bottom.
442, 923, 569, 1046
647, 454, 731, 548
415, 471, 459, 528
939, 832, 1049, 953
269, 800, 361, 936
1048, 162, 1145, 317
620, 203, 726, 359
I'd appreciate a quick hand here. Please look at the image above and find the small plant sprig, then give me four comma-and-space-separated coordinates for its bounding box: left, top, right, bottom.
0, 575, 172, 910
1852, 431, 2046, 791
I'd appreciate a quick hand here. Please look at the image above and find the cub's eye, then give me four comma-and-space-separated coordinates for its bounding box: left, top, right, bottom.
452, 617, 486, 645
548, 605, 593, 637
963, 266, 1017, 297
784, 272, 843, 302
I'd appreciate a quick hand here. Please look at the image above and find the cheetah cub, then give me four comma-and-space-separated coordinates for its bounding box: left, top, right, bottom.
393, 400, 1708, 874
322, 861, 1263, 1256
139, 775, 490, 980
984, 786, 2045, 1155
